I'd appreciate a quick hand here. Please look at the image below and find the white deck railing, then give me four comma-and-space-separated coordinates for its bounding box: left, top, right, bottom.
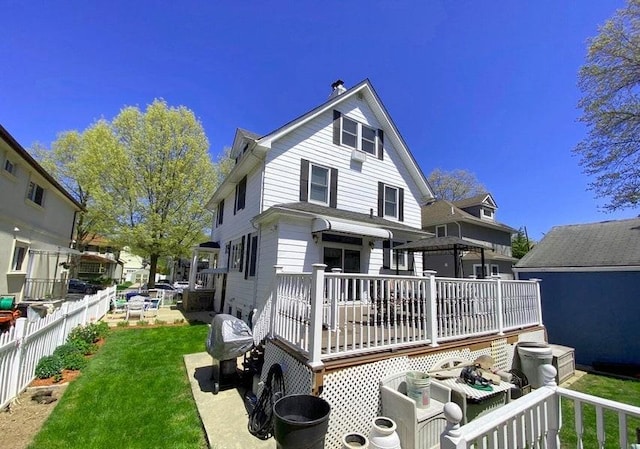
23, 277, 69, 300
0, 286, 114, 410
440, 365, 640, 449
270, 265, 542, 366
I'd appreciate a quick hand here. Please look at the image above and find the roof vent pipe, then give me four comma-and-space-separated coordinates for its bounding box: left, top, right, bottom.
329, 79, 346, 98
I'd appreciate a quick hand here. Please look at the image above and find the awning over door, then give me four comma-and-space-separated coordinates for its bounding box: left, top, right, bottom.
312, 218, 393, 239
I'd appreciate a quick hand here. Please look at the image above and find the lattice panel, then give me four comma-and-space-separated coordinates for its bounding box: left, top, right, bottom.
260, 342, 312, 397
491, 338, 508, 370
321, 356, 408, 449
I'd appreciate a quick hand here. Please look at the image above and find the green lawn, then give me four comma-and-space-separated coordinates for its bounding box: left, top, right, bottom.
560, 374, 640, 448
29, 324, 210, 449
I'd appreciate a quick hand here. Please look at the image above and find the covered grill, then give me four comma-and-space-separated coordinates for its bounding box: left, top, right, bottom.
205, 314, 254, 394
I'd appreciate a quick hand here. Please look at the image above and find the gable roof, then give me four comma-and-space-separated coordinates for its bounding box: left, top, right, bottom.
0, 124, 83, 211
515, 218, 640, 269
453, 193, 497, 210
207, 79, 434, 207
421, 199, 516, 233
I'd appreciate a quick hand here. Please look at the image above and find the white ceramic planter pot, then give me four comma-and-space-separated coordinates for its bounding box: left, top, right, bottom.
368, 417, 401, 449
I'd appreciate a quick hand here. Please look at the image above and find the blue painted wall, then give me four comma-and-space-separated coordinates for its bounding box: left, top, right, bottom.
518, 271, 640, 366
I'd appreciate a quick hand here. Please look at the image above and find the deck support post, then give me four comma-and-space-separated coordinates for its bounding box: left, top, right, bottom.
270, 265, 283, 339
308, 264, 327, 369
424, 270, 439, 347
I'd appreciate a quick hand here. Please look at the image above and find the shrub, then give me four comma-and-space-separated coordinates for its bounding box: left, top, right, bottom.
116, 281, 133, 291
67, 338, 93, 355
53, 344, 87, 370
116, 321, 129, 327
68, 322, 109, 346
35, 355, 63, 379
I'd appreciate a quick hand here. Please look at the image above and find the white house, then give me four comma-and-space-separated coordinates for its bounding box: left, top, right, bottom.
0, 125, 83, 302
201, 79, 435, 321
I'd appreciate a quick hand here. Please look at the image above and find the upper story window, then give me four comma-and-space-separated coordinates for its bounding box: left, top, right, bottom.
216, 199, 224, 226
10, 242, 28, 272
482, 207, 494, 219
436, 225, 447, 237
310, 164, 330, 204
333, 111, 384, 160
4, 158, 16, 176
300, 159, 338, 208
27, 181, 45, 206
377, 182, 404, 221
234, 176, 247, 214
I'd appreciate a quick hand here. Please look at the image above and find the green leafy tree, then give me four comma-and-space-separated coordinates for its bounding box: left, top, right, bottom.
215, 146, 235, 183
427, 168, 486, 201
511, 227, 534, 259
105, 99, 217, 287
34, 120, 120, 243
575, 0, 640, 211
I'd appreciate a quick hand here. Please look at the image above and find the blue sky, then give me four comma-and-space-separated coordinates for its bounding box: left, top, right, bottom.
1, 1, 633, 240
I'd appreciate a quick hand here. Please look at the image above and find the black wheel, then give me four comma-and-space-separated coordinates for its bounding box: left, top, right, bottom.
213, 382, 219, 395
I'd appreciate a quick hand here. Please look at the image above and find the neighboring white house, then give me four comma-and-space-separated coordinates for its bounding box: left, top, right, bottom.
119, 248, 148, 285
201, 79, 435, 321
0, 125, 83, 301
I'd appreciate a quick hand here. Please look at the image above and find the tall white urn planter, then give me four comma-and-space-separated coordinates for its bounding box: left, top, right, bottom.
368, 417, 401, 449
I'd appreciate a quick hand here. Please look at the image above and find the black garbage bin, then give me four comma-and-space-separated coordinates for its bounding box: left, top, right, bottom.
273, 394, 331, 449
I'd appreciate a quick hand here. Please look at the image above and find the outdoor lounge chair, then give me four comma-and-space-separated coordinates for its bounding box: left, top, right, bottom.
126, 296, 145, 321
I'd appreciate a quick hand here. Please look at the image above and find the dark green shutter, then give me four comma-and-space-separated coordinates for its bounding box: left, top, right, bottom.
399, 188, 404, 222
382, 240, 390, 269
239, 236, 245, 272
377, 129, 384, 160
378, 182, 384, 217
330, 168, 338, 208
244, 234, 251, 279
300, 159, 309, 201
333, 110, 341, 145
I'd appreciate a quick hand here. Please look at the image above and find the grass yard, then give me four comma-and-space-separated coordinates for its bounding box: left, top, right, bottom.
29, 324, 210, 449
560, 373, 640, 448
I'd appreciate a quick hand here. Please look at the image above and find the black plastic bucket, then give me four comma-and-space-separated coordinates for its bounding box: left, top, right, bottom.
273, 394, 331, 449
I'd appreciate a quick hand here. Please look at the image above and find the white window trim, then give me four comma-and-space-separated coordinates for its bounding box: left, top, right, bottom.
341, 116, 377, 156
308, 163, 331, 206
383, 185, 399, 219
436, 225, 447, 237
491, 264, 499, 276
482, 207, 495, 219
473, 264, 489, 278
230, 240, 243, 270
9, 240, 30, 274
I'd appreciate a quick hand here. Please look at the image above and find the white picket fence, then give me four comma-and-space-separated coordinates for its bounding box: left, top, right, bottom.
0, 286, 114, 410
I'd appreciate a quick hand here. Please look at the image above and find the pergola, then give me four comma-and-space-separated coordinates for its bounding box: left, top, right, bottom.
394, 236, 488, 278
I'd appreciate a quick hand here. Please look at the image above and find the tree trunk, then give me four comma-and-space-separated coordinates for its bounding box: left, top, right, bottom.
148, 254, 159, 288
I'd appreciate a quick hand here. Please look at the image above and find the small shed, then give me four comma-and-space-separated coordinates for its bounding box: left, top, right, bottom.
514, 218, 640, 368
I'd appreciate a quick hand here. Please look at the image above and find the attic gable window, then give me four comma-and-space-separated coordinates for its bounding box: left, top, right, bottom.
333, 111, 384, 160
482, 207, 494, 219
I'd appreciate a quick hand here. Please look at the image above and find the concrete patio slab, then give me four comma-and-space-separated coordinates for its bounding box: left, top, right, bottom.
184, 352, 275, 449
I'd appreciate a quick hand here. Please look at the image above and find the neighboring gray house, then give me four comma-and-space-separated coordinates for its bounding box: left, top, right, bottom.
421, 193, 518, 279
514, 218, 640, 368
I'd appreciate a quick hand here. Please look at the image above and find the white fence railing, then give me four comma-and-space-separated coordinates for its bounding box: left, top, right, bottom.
0, 286, 114, 410
270, 265, 542, 366
440, 364, 640, 449
23, 277, 69, 300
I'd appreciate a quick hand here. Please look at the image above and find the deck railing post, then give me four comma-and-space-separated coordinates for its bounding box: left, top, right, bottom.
308, 264, 326, 369
530, 278, 543, 326
541, 364, 560, 449
270, 265, 283, 338
423, 270, 439, 347
494, 276, 504, 335
440, 402, 465, 449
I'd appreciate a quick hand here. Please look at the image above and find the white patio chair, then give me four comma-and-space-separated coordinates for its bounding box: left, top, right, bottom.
126, 296, 146, 321
380, 371, 451, 449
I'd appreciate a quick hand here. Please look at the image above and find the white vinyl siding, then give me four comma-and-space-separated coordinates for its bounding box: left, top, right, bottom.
262, 96, 423, 230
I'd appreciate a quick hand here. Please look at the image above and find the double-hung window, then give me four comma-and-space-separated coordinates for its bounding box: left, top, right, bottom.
341, 116, 377, 155
4, 158, 16, 176
377, 182, 404, 221
334, 111, 383, 159
310, 164, 330, 204
234, 176, 246, 213
27, 181, 45, 206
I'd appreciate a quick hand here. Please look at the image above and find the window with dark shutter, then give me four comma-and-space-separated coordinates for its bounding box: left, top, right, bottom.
216, 199, 224, 226
239, 236, 245, 272
330, 168, 338, 208
300, 159, 309, 201
333, 110, 341, 145
382, 240, 390, 269
378, 182, 384, 217
244, 234, 251, 279
235, 176, 247, 213
249, 235, 258, 276
377, 129, 384, 160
